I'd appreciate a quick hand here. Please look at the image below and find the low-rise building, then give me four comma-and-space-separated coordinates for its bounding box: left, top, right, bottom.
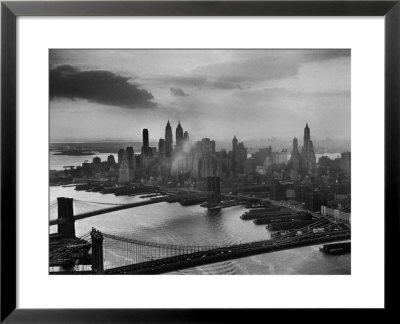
321, 205, 351, 225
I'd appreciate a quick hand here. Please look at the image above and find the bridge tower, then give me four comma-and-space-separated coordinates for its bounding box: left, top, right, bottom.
57, 197, 75, 239
207, 177, 221, 207
91, 228, 104, 274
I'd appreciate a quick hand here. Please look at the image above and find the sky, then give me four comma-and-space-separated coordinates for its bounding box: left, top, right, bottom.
49, 49, 350, 143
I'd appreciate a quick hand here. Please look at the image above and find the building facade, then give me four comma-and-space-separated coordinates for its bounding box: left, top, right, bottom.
300, 123, 316, 173
165, 121, 173, 157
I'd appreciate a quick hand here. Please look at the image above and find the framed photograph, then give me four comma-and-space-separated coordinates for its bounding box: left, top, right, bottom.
1, 0, 399, 321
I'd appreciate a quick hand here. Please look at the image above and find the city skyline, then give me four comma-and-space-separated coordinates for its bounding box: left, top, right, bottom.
49, 120, 351, 157
50, 117, 351, 275
49, 50, 351, 275
50, 49, 351, 142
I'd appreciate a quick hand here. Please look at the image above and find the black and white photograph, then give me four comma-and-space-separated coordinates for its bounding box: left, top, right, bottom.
49, 49, 351, 275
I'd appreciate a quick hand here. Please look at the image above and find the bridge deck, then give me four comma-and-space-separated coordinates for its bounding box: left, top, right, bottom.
49, 192, 212, 225
105, 230, 350, 274
50, 185, 272, 226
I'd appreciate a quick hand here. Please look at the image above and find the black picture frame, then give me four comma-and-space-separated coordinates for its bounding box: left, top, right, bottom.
1, 0, 399, 322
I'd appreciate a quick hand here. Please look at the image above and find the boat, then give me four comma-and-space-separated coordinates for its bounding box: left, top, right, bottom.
320, 242, 351, 255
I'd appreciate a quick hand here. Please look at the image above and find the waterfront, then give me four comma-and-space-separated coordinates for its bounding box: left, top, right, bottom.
50, 152, 342, 171
50, 184, 350, 275
49, 50, 351, 275
50, 152, 118, 171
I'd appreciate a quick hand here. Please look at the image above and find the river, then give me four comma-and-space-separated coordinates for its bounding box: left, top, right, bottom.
49, 153, 350, 275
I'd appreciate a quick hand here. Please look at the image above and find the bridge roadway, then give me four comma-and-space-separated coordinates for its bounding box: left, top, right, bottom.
49, 192, 210, 226
50, 184, 272, 226
104, 230, 350, 274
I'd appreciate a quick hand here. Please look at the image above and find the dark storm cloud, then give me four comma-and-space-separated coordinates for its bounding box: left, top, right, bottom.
50, 65, 156, 108
170, 87, 188, 97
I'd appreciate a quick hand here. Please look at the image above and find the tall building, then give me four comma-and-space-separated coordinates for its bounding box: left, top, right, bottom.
118, 148, 125, 165
232, 136, 238, 153
207, 177, 221, 205
340, 151, 351, 176
107, 155, 115, 164
201, 154, 216, 178
235, 141, 247, 174
126, 147, 136, 181
200, 138, 215, 155
271, 150, 288, 165
244, 158, 257, 175
165, 120, 173, 157
290, 137, 301, 171
252, 146, 272, 166
232, 136, 238, 175
141, 129, 150, 156
183, 131, 189, 143
118, 152, 130, 183
305, 190, 325, 211
158, 139, 165, 157
301, 123, 316, 173
175, 121, 184, 151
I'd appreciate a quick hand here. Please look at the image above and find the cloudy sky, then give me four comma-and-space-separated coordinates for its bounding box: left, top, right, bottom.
50, 49, 350, 143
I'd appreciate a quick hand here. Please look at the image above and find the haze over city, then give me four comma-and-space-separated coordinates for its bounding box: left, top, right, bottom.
50, 49, 350, 143
49, 49, 352, 276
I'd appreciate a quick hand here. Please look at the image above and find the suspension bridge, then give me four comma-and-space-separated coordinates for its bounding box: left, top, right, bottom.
49, 181, 272, 226
49, 205, 350, 274
49, 179, 350, 274
49, 192, 206, 226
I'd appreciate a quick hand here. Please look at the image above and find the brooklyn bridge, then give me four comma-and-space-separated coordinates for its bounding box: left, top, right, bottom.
49, 182, 351, 275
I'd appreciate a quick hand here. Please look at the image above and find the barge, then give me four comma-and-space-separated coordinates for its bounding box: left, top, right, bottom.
320, 242, 351, 255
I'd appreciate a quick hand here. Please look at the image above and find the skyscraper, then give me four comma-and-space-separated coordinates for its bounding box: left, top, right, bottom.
236, 141, 248, 173
165, 120, 173, 157
183, 131, 189, 146
142, 128, 150, 156
301, 123, 316, 173
118, 148, 125, 165
200, 138, 215, 155
340, 151, 351, 176
158, 139, 165, 157
175, 121, 184, 151
118, 151, 130, 183
304, 123, 310, 142
290, 137, 301, 171
232, 136, 238, 152
107, 155, 116, 165
126, 147, 136, 181
232, 136, 238, 175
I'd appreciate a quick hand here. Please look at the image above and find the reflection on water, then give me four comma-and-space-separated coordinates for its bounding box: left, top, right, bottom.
50, 186, 350, 275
